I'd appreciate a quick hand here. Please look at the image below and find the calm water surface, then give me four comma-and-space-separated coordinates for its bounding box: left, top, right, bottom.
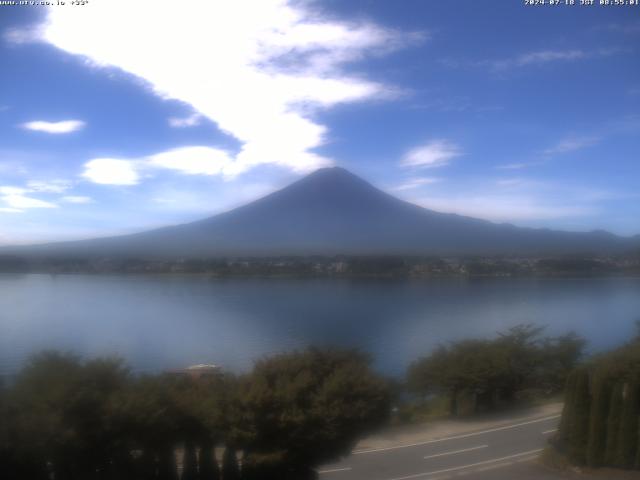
1, 274, 639, 377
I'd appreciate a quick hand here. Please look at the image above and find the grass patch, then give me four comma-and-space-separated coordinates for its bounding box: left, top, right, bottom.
391, 395, 451, 425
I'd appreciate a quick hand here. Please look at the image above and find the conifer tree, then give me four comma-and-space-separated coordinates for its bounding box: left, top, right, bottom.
199, 442, 220, 480
605, 382, 624, 466
635, 417, 640, 470
558, 370, 578, 447
586, 370, 612, 467
157, 445, 179, 480
568, 368, 590, 465
615, 377, 640, 469
182, 441, 199, 480
222, 447, 240, 480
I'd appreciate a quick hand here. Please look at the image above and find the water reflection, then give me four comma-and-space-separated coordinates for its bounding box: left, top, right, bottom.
1, 274, 639, 377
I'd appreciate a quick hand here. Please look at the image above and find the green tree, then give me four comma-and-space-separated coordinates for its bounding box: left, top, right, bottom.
586, 370, 612, 467
557, 333, 640, 471
182, 441, 198, 480
567, 368, 590, 465
605, 381, 624, 466
199, 442, 220, 480
234, 348, 390, 478
538, 332, 586, 394
120, 375, 181, 479
7, 352, 131, 479
407, 344, 461, 415
557, 369, 578, 449
615, 376, 640, 468
222, 447, 240, 480
494, 324, 545, 402
408, 325, 582, 416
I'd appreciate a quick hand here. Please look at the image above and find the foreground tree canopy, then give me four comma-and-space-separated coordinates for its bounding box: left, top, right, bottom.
0, 348, 390, 480
555, 330, 640, 471
235, 349, 390, 479
407, 324, 585, 415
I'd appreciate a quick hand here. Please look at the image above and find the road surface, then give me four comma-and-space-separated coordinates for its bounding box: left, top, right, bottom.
318, 413, 561, 480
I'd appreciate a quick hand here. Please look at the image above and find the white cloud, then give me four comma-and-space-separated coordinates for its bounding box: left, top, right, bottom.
27, 179, 72, 193
413, 194, 595, 222
168, 113, 202, 128
495, 135, 600, 170
61, 195, 93, 204
401, 176, 621, 224
0, 181, 89, 211
152, 181, 276, 214
496, 162, 541, 170
446, 48, 625, 72
4, 26, 40, 44
496, 178, 528, 187
81, 158, 140, 185
1, 194, 58, 209
512, 50, 586, 66
600, 22, 640, 35
544, 136, 600, 156
401, 140, 462, 169
0, 186, 28, 196
392, 177, 441, 191
496, 48, 622, 70
20, 120, 85, 134
148, 146, 233, 176
80, 146, 240, 184
29, 0, 419, 176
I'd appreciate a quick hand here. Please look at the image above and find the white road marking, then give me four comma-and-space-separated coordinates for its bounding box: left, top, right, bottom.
426, 456, 540, 480
474, 454, 538, 472
542, 428, 557, 434
384, 449, 543, 480
423, 444, 488, 460
353, 415, 560, 455
318, 467, 352, 474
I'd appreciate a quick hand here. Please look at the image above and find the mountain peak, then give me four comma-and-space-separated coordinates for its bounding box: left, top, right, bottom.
287, 166, 377, 193
300, 166, 363, 183
5, 166, 636, 257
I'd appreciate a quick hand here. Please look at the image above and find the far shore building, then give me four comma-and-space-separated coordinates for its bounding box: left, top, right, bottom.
168, 363, 221, 381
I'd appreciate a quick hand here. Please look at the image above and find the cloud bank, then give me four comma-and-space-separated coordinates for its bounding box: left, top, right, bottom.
79, 146, 246, 185
401, 140, 462, 169
32, 0, 418, 177
543, 136, 600, 156
20, 120, 85, 134
0, 186, 58, 211
392, 177, 441, 191
81, 159, 141, 186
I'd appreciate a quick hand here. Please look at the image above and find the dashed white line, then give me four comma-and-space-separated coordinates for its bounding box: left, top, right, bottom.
383, 449, 544, 480
474, 454, 538, 472
425, 455, 540, 480
423, 444, 488, 460
542, 428, 557, 434
353, 415, 560, 455
318, 466, 352, 474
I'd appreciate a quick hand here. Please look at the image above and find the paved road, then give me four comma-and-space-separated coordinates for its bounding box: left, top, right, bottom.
318, 414, 560, 480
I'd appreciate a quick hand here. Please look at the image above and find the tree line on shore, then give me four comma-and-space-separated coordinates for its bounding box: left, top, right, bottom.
407, 324, 585, 416
554, 328, 640, 471
1, 254, 638, 276
0, 349, 390, 480
0, 325, 586, 480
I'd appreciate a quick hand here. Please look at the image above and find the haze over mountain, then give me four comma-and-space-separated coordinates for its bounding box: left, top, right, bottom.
3, 167, 638, 258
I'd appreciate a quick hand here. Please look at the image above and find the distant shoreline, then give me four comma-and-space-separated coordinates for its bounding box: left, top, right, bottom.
1, 254, 638, 278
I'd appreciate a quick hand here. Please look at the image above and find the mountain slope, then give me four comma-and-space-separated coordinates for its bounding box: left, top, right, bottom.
4, 167, 638, 257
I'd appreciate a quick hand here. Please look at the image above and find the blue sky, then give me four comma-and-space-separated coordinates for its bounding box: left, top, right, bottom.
0, 0, 639, 245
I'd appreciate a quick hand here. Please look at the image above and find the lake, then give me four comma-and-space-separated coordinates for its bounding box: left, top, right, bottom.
1, 274, 639, 378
